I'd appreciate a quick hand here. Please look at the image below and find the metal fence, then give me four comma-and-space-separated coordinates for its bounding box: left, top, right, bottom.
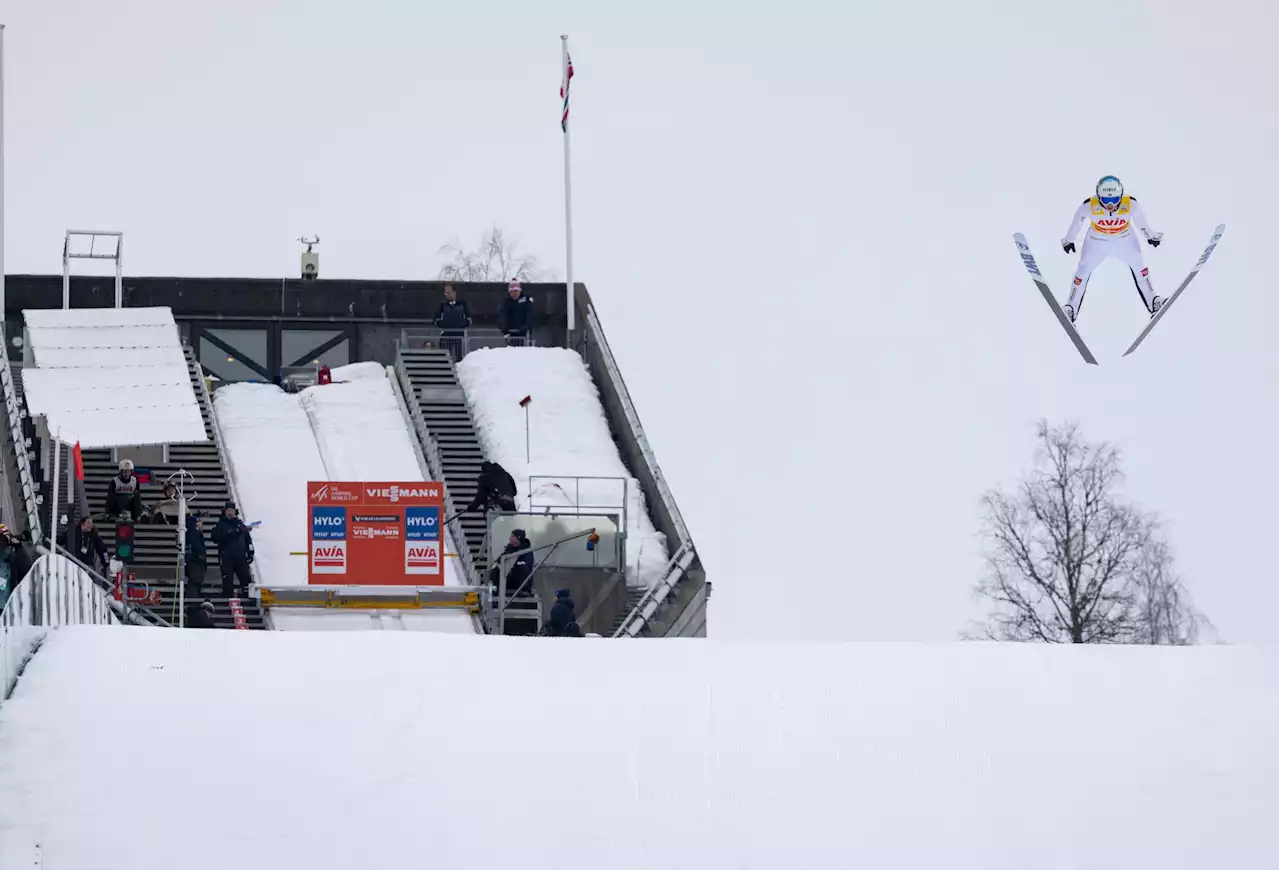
0, 327, 42, 543
396, 327, 534, 361
1, 552, 123, 703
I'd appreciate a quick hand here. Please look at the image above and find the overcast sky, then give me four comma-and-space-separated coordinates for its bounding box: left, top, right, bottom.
3, 0, 1276, 643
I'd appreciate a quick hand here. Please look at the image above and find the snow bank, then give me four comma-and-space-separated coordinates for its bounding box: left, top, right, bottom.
299, 367, 466, 586
456, 347, 669, 587
0, 628, 1273, 870
269, 607, 476, 633
212, 382, 326, 585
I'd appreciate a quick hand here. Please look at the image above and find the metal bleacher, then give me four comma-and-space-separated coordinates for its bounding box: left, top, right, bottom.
79, 346, 266, 629
395, 347, 488, 579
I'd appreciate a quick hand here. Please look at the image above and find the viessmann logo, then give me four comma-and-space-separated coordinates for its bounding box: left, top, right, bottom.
367, 486, 439, 502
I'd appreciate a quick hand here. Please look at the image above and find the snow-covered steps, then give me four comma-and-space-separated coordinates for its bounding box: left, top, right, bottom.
395, 348, 487, 579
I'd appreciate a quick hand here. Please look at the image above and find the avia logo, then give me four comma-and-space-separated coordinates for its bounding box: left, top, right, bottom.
407, 546, 439, 567
313, 546, 345, 566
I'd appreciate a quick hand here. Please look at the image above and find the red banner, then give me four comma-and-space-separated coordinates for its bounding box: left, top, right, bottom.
307, 482, 446, 586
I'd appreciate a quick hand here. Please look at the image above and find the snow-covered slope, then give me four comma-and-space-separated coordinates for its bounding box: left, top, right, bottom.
301, 363, 466, 586
456, 347, 669, 588
0, 627, 1273, 870
212, 382, 326, 586
213, 365, 467, 588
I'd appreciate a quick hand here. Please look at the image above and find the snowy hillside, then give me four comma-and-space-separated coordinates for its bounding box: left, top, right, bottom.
0, 627, 1273, 869
456, 347, 670, 588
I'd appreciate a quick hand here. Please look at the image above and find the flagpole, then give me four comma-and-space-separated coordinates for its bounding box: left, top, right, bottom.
560, 34, 575, 349
1, 24, 7, 324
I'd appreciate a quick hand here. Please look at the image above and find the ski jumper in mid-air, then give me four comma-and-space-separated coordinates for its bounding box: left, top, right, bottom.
1059, 175, 1164, 323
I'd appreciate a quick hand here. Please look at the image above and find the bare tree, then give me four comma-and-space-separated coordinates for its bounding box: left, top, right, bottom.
436, 226, 557, 282
968, 419, 1210, 644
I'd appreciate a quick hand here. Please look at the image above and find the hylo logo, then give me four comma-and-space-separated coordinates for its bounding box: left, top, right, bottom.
407, 515, 436, 527
314, 516, 343, 526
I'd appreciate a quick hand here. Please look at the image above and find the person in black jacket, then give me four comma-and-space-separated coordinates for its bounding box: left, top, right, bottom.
498, 281, 534, 346
72, 515, 110, 576
545, 588, 582, 637
210, 501, 254, 598
434, 284, 472, 362
104, 460, 144, 521
184, 513, 208, 601
464, 460, 517, 514
490, 529, 534, 597
187, 599, 216, 629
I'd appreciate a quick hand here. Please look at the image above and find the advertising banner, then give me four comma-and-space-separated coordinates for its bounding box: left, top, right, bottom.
307, 482, 445, 586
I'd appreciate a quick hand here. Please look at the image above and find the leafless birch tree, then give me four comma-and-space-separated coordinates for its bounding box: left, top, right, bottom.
969, 420, 1210, 644
436, 226, 555, 282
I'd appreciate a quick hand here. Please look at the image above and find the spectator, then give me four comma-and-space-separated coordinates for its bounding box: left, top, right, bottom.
434, 283, 473, 362
187, 599, 216, 629
147, 482, 181, 525
210, 501, 254, 598
0, 525, 22, 609
545, 588, 582, 637
464, 460, 518, 514
104, 459, 144, 521
491, 529, 534, 597
499, 280, 534, 346
71, 515, 110, 576
7, 529, 33, 593
184, 513, 208, 601
318, 365, 332, 386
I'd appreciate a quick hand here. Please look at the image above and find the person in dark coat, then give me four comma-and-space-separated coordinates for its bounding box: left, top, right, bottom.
184, 513, 208, 601
187, 600, 216, 629
434, 284, 473, 362
71, 515, 110, 576
104, 459, 144, 520
464, 460, 517, 514
546, 588, 581, 637
490, 529, 534, 597
210, 501, 254, 597
498, 281, 534, 346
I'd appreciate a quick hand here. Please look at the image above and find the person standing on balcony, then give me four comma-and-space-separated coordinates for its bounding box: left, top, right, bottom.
71, 515, 110, 575
184, 513, 208, 601
434, 283, 473, 363
499, 281, 534, 347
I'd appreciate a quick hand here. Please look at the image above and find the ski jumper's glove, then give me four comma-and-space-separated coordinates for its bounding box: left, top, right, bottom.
1147, 237, 1161, 248
1062, 241, 1076, 254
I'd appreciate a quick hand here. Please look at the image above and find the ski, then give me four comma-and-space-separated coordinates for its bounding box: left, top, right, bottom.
1122, 224, 1225, 357
1013, 233, 1099, 365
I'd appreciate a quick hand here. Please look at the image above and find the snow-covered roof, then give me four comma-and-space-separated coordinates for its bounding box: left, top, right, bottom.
21, 307, 207, 449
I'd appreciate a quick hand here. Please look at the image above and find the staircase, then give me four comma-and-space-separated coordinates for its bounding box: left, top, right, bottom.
608, 587, 648, 637
396, 348, 488, 578
74, 344, 265, 629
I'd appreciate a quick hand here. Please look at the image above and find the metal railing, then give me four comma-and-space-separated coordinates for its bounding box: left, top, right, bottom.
196, 346, 263, 589
391, 352, 481, 590
0, 329, 42, 543
396, 327, 534, 359
1, 552, 123, 703
581, 304, 700, 637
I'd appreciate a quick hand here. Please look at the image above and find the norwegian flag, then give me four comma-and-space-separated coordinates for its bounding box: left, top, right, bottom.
560, 48, 574, 132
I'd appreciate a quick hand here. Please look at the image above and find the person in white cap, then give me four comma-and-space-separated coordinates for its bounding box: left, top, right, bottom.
499, 280, 535, 347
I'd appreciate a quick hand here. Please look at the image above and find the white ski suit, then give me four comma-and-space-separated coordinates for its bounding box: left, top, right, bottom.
1061, 194, 1163, 316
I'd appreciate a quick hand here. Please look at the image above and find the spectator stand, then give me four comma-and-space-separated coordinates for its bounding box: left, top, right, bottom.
18, 306, 263, 630
485, 475, 631, 636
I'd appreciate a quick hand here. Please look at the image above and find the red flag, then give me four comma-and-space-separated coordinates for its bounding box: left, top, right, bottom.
73, 442, 84, 482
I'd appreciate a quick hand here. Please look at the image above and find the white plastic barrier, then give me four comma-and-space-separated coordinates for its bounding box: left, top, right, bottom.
1, 553, 121, 703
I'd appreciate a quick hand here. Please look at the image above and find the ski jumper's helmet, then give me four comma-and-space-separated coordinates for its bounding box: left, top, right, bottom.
1096, 176, 1123, 211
